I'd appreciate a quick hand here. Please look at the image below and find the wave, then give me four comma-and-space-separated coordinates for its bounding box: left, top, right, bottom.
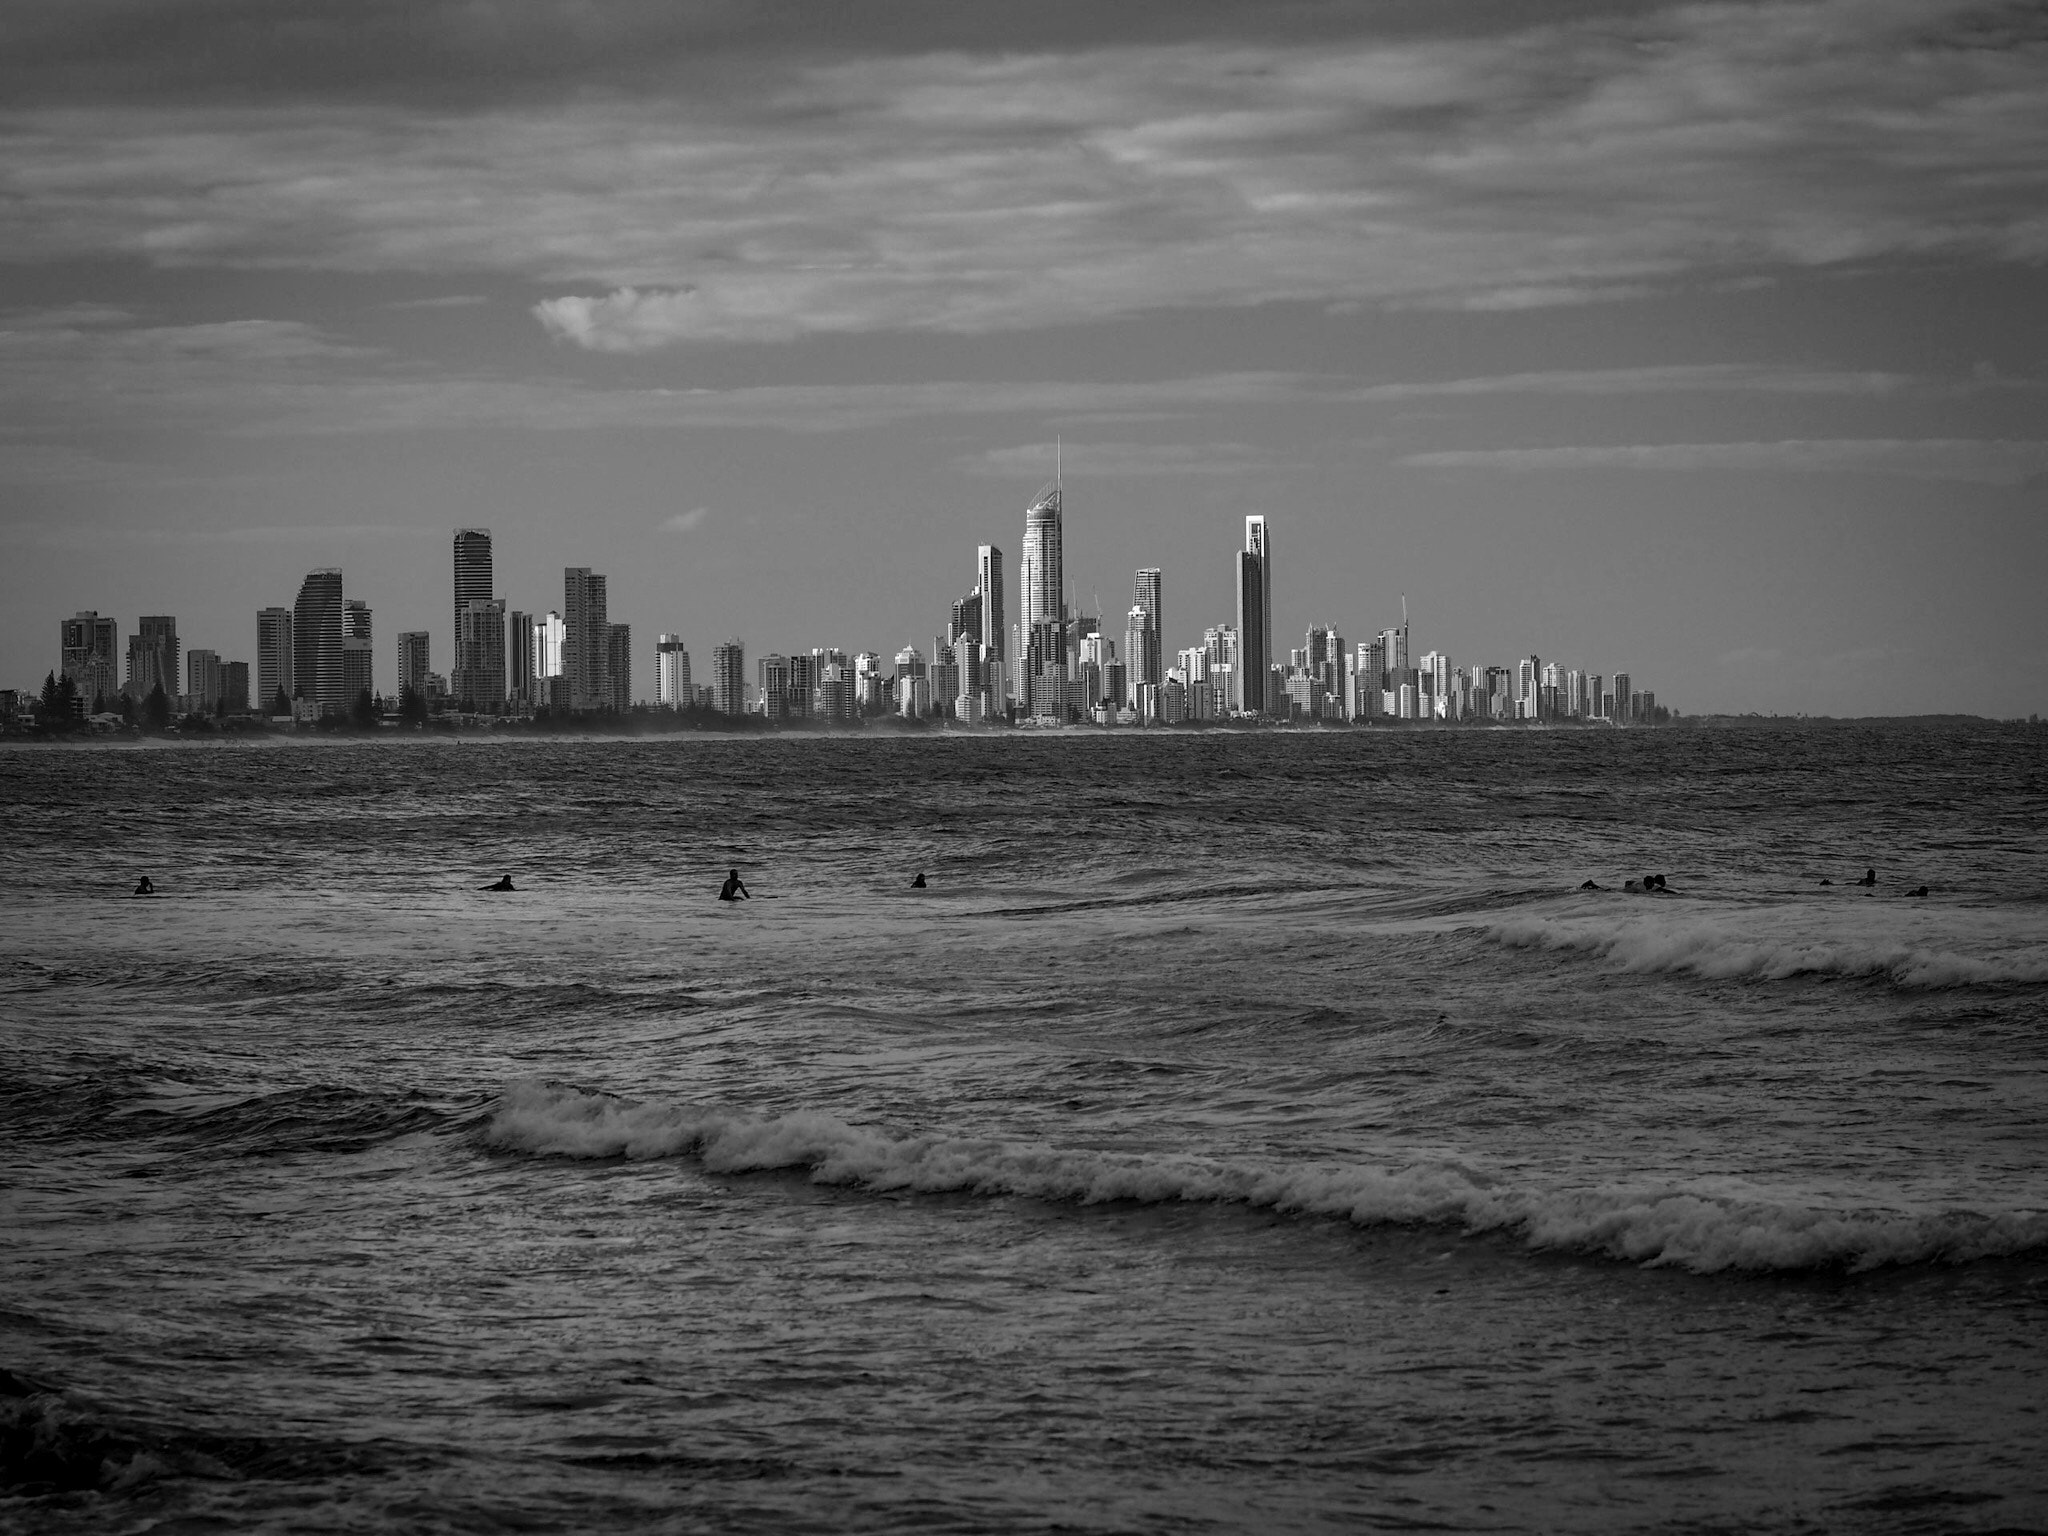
483, 1082, 2048, 1275
1490, 911, 2048, 989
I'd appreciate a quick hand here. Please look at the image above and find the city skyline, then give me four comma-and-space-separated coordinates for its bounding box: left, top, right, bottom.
29, 470, 1675, 731
2, 2, 2044, 716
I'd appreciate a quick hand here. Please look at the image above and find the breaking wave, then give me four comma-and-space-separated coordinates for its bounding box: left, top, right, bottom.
1489, 911, 2048, 989
484, 1082, 2048, 1275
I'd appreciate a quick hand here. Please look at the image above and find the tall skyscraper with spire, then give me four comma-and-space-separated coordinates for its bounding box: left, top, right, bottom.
1236, 516, 1272, 714
1132, 567, 1163, 689
1019, 469, 1064, 686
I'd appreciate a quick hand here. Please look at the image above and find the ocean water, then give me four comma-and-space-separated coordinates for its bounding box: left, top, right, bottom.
3, 724, 2045, 1534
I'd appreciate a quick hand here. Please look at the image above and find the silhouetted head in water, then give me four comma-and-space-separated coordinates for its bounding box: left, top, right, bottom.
1580, 879, 1600, 890
1908, 885, 1929, 898
485, 875, 515, 892
719, 869, 750, 902
1650, 874, 1668, 890
912, 873, 926, 888
133, 875, 154, 896
1858, 868, 1876, 886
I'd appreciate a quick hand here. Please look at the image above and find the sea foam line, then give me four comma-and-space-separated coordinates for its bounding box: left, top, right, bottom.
1490, 913, 2048, 989
483, 1082, 2047, 1274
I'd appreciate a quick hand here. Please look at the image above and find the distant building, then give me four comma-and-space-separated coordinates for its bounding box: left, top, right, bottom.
125, 615, 180, 704
343, 599, 374, 703
293, 571, 344, 714
61, 611, 120, 708
534, 611, 565, 686
977, 543, 1006, 708
222, 661, 249, 714
1612, 672, 1633, 724
758, 653, 793, 718
1019, 481, 1063, 681
452, 529, 492, 661
398, 631, 430, 696
606, 623, 632, 711
1236, 517, 1271, 714
656, 634, 691, 707
712, 639, 745, 716
454, 600, 506, 711
563, 568, 610, 710
507, 612, 535, 707
257, 607, 294, 711
186, 649, 222, 712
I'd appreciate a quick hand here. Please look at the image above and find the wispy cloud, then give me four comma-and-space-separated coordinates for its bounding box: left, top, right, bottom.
658, 506, 709, 532
2, 1, 2042, 345
1346, 365, 1917, 402
1399, 439, 2048, 484
961, 441, 1272, 478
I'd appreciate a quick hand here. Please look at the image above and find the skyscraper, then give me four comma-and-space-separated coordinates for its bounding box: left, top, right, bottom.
1236, 516, 1271, 714
606, 624, 632, 711
293, 570, 344, 713
60, 612, 118, 708
506, 612, 534, 704
127, 615, 180, 704
452, 529, 492, 656
563, 568, 610, 710
1133, 567, 1163, 689
257, 607, 294, 709
712, 639, 745, 716
343, 599, 374, 703
976, 544, 1005, 702
454, 600, 505, 710
656, 635, 691, 707
398, 631, 430, 694
534, 612, 565, 684
1124, 605, 1156, 707
1018, 480, 1063, 681
186, 649, 222, 712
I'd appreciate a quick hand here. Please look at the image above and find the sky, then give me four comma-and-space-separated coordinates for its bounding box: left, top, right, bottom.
3, 0, 2045, 717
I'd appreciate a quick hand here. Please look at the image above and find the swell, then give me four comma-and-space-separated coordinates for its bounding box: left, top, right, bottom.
1490, 912, 2048, 989
482, 1082, 2048, 1276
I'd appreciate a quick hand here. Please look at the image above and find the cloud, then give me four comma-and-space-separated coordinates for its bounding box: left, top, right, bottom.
1398, 439, 2048, 484
3, 1, 2044, 344
960, 441, 1272, 478
1346, 365, 1917, 402
659, 507, 709, 532
383, 293, 489, 310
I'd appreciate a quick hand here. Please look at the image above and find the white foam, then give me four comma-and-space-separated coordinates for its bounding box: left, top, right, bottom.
1491, 908, 2048, 989
483, 1082, 2048, 1273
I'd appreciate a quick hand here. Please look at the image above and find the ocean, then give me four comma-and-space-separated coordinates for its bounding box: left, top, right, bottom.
3, 724, 2045, 1533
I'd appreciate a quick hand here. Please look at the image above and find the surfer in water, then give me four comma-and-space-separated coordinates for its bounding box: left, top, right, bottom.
133, 875, 155, 896
484, 875, 515, 892
719, 868, 750, 902
1857, 868, 1877, 887
912, 873, 926, 889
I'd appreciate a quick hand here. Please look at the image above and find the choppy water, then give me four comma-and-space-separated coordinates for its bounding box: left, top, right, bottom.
3, 725, 2045, 1533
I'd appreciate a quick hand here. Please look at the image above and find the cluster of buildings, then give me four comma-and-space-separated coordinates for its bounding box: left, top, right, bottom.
731, 478, 1667, 728
34, 481, 1668, 730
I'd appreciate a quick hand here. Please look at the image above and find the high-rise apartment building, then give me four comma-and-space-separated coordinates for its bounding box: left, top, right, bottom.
1132, 567, 1163, 689
257, 607, 293, 710
507, 613, 534, 705
60, 612, 119, 708
293, 570, 344, 714
1018, 481, 1063, 682
127, 615, 181, 703
976, 544, 1006, 703
563, 568, 610, 710
453, 600, 505, 710
452, 529, 492, 655
606, 624, 632, 711
1124, 605, 1156, 707
712, 639, 745, 716
1236, 516, 1271, 714
533, 612, 565, 685
186, 649, 222, 711
398, 631, 430, 695
656, 635, 691, 707
342, 599, 374, 703
222, 661, 249, 714
1612, 673, 1633, 724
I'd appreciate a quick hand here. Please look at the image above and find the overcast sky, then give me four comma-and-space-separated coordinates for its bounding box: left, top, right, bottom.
3, 0, 2044, 716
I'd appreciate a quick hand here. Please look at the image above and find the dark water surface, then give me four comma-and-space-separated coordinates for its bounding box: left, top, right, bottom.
3, 726, 2045, 1533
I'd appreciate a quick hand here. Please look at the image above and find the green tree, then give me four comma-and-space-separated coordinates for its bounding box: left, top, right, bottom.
349, 687, 376, 729
397, 683, 428, 726
269, 687, 292, 716
143, 683, 171, 730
